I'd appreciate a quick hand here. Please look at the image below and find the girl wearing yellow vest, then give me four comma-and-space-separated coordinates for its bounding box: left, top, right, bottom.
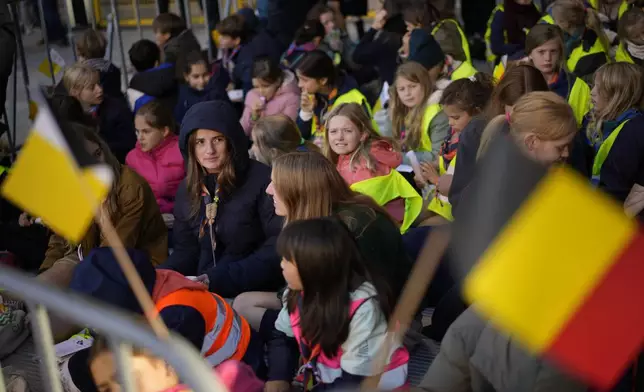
616, 6, 644, 65
388, 61, 450, 166
484, 0, 542, 65
541, 0, 611, 80
295, 50, 375, 147
525, 24, 592, 126
323, 103, 422, 233
417, 73, 495, 224
572, 63, 644, 203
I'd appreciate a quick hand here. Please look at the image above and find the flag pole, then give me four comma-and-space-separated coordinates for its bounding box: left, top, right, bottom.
94, 210, 170, 339
361, 226, 451, 390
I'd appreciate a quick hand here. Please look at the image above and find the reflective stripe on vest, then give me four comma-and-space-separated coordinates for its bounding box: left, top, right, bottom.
311, 89, 378, 137
419, 103, 442, 153
484, 5, 505, 64
539, 14, 555, 24
618, 0, 631, 19
432, 19, 472, 64
451, 61, 477, 81
615, 43, 635, 64
155, 289, 251, 366
290, 297, 409, 389
427, 155, 456, 221
567, 35, 609, 75
591, 120, 631, 185
568, 77, 591, 126
350, 170, 423, 233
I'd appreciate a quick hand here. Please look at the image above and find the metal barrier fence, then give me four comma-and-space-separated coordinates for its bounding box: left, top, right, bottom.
0, 264, 221, 392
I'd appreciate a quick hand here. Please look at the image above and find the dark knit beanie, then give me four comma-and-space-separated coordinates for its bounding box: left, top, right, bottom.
408, 28, 445, 70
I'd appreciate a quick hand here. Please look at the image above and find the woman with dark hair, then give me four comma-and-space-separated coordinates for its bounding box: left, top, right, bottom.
240, 57, 300, 136
161, 100, 284, 298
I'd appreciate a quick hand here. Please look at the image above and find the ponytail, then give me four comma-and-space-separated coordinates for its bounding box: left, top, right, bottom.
477, 115, 506, 160
584, 6, 611, 52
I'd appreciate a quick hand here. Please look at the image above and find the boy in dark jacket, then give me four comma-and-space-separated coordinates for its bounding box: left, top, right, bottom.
217, 11, 282, 95
152, 13, 202, 72
76, 29, 123, 98
127, 39, 178, 113
161, 100, 284, 298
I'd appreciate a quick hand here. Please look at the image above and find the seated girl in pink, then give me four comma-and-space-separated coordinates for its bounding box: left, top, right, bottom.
126, 100, 186, 215
323, 103, 407, 224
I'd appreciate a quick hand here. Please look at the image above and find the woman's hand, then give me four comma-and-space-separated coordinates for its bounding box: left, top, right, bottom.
372, 9, 388, 30
420, 161, 440, 185
300, 92, 315, 114
264, 380, 291, 392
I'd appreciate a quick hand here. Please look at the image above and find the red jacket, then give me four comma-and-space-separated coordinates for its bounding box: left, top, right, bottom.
126, 135, 186, 213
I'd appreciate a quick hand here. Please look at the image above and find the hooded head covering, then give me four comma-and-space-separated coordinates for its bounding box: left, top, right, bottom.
408, 29, 445, 70
179, 100, 250, 177
69, 248, 156, 314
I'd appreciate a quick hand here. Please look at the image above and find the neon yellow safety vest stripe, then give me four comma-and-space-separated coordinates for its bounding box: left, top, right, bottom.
615, 43, 635, 63
451, 61, 478, 81
484, 5, 505, 64
418, 104, 442, 153
539, 14, 555, 25
432, 19, 472, 64
350, 170, 423, 233
311, 89, 378, 137
568, 77, 591, 126
567, 36, 610, 75
618, 0, 631, 19
427, 155, 456, 221
592, 120, 631, 184
588, 0, 598, 9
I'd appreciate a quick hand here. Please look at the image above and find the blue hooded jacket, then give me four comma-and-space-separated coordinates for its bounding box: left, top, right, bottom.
174, 69, 231, 125
161, 100, 284, 298
69, 248, 205, 349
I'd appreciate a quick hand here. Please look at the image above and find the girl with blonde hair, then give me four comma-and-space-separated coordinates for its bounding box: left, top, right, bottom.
524, 24, 592, 125
572, 62, 644, 207
63, 63, 136, 162
324, 103, 421, 232
388, 61, 450, 165
477, 91, 578, 165
542, 0, 610, 80
250, 114, 319, 166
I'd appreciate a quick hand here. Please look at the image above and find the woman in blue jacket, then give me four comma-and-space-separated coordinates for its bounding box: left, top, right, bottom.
160, 100, 284, 298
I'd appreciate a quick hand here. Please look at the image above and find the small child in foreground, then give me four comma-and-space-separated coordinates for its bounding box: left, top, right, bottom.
89, 337, 264, 392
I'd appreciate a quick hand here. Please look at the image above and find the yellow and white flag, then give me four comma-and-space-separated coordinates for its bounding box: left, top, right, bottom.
1, 92, 113, 242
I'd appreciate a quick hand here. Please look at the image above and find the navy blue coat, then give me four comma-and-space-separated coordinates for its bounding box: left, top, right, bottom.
174, 69, 231, 125
129, 62, 178, 114
228, 31, 282, 95
96, 95, 136, 163
161, 100, 284, 298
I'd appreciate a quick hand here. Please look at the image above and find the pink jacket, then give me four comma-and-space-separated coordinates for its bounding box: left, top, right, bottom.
240, 69, 300, 135
125, 135, 185, 214
337, 140, 406, 223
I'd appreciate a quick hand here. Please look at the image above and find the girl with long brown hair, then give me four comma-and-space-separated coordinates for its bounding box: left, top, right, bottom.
388, 61, 450, 165
161, 100, 284, 298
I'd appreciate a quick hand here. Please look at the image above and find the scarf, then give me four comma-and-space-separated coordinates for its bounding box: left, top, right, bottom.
503, 0, 541, 45
626, 40, 644, 60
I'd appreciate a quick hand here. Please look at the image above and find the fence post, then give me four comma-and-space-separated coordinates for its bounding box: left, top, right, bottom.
109, 0, 129, 87
29, 304, 64, 392
202, 0, 213, 62
111, 340, 137, 392
36, 0, 56, 85
133, 0, 143, 39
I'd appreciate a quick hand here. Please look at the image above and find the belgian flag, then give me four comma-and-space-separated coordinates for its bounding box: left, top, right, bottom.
451, 135, 644, 389
1, 88, 114, 243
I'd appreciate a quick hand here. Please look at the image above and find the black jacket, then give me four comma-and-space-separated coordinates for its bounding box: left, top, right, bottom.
83, 58, 123, 98
128, 62, 179, 113
353, 14, 406, 84
96, 95, 136, 163
163, 29, 202, 77
161, 100, 284, 298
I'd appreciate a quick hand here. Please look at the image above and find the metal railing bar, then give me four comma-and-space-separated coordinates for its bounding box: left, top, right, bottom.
28, 304, 64, 392
111, 339, 137, 392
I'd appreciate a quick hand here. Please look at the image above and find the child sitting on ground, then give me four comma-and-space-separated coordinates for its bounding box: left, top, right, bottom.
174, 51, 230, 124
126, 101, 185, 218
265, 218, 408, 391
63, 63, 136, 163
89, 337, 264, 392
76, 29, 122, 98
127, 39, 179, 113
250, 115, 318, 166
152, 13, 201, 73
